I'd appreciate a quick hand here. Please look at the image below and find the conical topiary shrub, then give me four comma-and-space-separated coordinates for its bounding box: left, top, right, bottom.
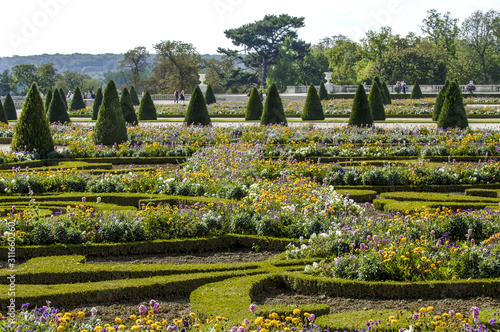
204, 83, 216, 104
302, 84, 325, 121
348, 84, 373, 127
432, 80, 450, 121
11, 83, 54, 157
44, 89, 53, 111
245, 87, 263, 120
368, 80, 385, 121
373, 77, 386, 104
69, 86, 86, 111
47, 88, 71, 124
138, 90, 157, 120
59, 88, 68, 110
185, 86, 211, 126
130, 86, 140, 106
92, 87, 103, 120
3, 93, 17, 120
261, 83, 287, 126
0, 99, 8, 124
411, 80, 423, 99
92, 80, 128, 145
382, 82, 392, 105
437, 81, 468, 129
121, 88, 138, 125
319, 81, 329, 100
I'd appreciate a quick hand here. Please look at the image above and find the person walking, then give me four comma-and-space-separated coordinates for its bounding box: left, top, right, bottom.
174, 89, 179, 103
180, 90, 185, 103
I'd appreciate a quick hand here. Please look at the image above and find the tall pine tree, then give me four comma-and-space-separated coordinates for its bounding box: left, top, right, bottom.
0, 99, 8, 124
130, 86, 140, 106
432, 80, 450, 121
138, 91, 157, 120
92, 87, 103, 120
69, 86, 86, 110
245, 87, 263, 120
121, 88, 139, 124
44, 89, 53, 111
368, 80, 386, 121
204, 83, 217, 104
47, 88, 71, 124
3, 93, 17, 120
411, 80, 423, 99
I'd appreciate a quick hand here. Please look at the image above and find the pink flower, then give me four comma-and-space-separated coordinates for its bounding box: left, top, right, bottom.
139, 304, 147, 315
249, 304, 257, 314
82, 197, 86, 203
308, 314, 315, 322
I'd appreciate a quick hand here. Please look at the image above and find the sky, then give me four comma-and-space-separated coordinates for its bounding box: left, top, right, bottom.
0, 0, 497, 57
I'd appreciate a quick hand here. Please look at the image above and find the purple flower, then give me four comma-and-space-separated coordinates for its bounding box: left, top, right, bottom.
249, 303, 257, 314
82, 197, 86, 203
308, 314, 315, 322
490, 318, 496, 326
449, 310, 455, 316
471, 306, 480, 319
139, 304, 147, 315
412, 313, 419, 320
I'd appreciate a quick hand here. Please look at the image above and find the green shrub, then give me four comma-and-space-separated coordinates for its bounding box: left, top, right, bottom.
245, 87, 263, 120
0, 97, 7, 124
301, 84, 325, 120
120, 87, 139, 124
185, 85, 211, 126
11, 83, 54, 158
138, 90, 157, 120
373, 77, 386, 104
130, 86, 140, 106
59, 88, 67, 109
437, 81, 468, 129
410, 80, 423, 99
204, 83, 217, 104
261, 83, 287, 126
3, 93, 17, 120
69, 86, 86, 111
47, 88, 71, 124
348, 85, 373, 127
92, 80, 128, 145
91, 87, 103, 120
318, 81, 329, 100
432, 80, 449, 121
368, 80, 385, 121
381, 81, 392, 105
44, 89, 52, 111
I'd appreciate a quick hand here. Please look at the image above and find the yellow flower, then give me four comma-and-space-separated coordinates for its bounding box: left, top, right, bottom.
115, 318, 122, 324
293, 309, 301, 316
255, 317, 264, 326
214, 324, 220, 329
420, 308, 427, 313
94, 327, 102, 332
456, 313, 463, 320
129, 314, 137, 321
131, 326, 141, 331
77, 312, 85, 318
190, 313, 196, 317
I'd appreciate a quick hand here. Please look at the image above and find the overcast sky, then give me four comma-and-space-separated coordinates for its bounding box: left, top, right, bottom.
1, 0, 497, 57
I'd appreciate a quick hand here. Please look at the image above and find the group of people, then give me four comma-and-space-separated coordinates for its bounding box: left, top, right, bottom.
394, 81, 407, 93
66, 90, 96, 99
173, 89, 185, 103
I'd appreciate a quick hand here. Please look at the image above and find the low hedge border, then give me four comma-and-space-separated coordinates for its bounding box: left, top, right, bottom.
0, 234, 300, 261
373, 198, 499, 213
0, 201, 135, 214
465, 188, 500, 198
379, 191, 500, 203
0, 255, 265, 285
337, 183, 500, 194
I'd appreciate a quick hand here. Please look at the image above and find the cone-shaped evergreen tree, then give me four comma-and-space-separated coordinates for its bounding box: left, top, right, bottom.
44, 89, 53, 111
121, 88, 139, 124
92, 80, 128, 145
245, 87, 263, 120
130, 86, 140, 106
437, 81, 468, 129
204, 83, 217, 104
138, 90, 157, 120
382, 82, 392, 105
319, 81, 329, 100
261, 83, 287, 126
302, 84, 325, 120
91, 87, 103, 120
432, 80, 450, 121
368, 80, 386, 121
11, 83, 54, 158
59, 88, 68, 110
69, 86, 86, 111
0, 99, 8, 124
373, 77, 386, 104
348, 85, 373, 127
47, 88, 71, 124
410, 80, 423, 99
185, 86, 211, 125
3, 93, 17, 120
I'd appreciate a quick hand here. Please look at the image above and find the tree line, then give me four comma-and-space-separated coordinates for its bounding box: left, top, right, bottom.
1, 9, 498, 96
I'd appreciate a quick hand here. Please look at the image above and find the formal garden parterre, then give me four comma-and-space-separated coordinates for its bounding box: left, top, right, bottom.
2, 87, 500, 331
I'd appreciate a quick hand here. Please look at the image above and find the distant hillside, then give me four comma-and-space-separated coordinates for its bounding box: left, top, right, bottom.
0, 53, 223, 79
